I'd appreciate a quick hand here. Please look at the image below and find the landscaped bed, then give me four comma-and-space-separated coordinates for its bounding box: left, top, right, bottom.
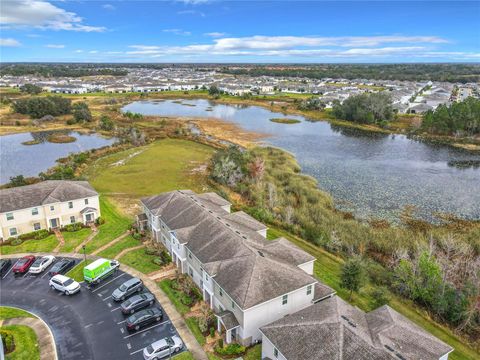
0, 234, 58, 255
0, 325, 40, 360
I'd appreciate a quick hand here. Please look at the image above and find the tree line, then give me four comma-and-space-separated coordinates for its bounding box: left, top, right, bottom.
331, 92, 394, 125
0, 64, 128, 77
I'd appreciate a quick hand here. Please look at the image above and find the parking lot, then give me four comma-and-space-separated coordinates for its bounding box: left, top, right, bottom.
0, 257, 186, 360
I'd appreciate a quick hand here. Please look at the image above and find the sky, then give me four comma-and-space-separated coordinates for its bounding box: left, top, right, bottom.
0, 0, 479, 63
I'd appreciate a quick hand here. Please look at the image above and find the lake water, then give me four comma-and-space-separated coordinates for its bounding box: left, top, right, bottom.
0, 130, 116, 184
123, 99, 480, 221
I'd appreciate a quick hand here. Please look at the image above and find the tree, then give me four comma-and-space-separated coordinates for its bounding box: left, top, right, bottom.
20, 83, 42, 94
8, 175, 27, 187
341, 257, 365, 300
72, 102, 92, 123
208, 85, 221, 96
332, 92, 393, 124
99, 115, 114, 131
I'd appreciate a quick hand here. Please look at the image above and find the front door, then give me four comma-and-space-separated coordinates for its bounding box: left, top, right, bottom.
50, 218, 59, 228
85, 213, 93, 222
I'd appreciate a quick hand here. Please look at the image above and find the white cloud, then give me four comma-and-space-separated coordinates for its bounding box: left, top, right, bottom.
0, 38, 21, 47
1, 0, 105, 32
162, 28, 191, 36
102, 4, 115, 11
45, 44, 65, 48
175, 0, 212, 4
74, 49, 83, 53
89, 50, 98, 54
204, 32, 226, 37
177, 10, 206, 17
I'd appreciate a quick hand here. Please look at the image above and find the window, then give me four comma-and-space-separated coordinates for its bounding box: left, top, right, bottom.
31, 208, 38, 216
205, 273, 208, 281
307, 285, 312, 295
68, 202, 73, 209
219, 288, 223, 297
50, 206, 55, 211
33, 223, 41, 231
274, 347, 279, 358
189, 267, 193, 277
188, 251, 192, 259
6, 213, 13, 221
282, 294, 288, 305
9, 228, 17, 236
231, 301, 235, 309
84, 198, 89, 205
70, 216, 76, 224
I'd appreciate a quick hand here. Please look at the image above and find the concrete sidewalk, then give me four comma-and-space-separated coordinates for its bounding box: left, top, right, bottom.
0, 316, 57, 360
0, 252, 208, 360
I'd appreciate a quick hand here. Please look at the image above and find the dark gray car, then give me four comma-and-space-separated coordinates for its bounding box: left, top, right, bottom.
112, 277, 143, 301
121, 292, 155, 314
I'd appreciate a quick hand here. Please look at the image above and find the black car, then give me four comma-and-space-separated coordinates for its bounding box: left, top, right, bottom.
121, 292, 155, 314
126, 307, 163, 332
0, 259, 12, 277
48, 258, 75, 277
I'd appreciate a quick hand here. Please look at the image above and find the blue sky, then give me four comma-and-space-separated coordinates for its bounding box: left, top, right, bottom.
0, 0, 479, 63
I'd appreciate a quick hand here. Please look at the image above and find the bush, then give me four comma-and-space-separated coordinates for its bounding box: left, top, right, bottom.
210, 327, 215, 338
145, 248, 159, 256
63, 222, 83, 232
132, 232, 142, 240
17, 229, 49, 241
217, 338, 223, 349
95, 217, 105, 225
369, 287, 390, 308
13, 96, 71, 118
0, 329, 15, 353
72, 102, 92, 123
11, 238, 23, 246
215, 343, 246, 356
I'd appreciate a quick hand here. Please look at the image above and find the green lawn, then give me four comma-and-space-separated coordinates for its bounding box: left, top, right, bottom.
84, 197, 130, 254
266, 228, 479, 360
89, 138, 214, 197
66, 259, 91, 282
185, 317, 206, 346
0, 235, 58, 255
173, 352, 195, 360
118, 247, 162, 274
60, 228, 93, 253
1, 325, 40, 360
0, 307, 34, 320
97, 235, 140, 259
244, 345, 262, 360
158, 280, 190, 316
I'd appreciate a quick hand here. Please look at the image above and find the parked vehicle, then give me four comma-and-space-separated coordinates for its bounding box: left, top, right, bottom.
143, 336, 183, 360
126, 308, 163, 332
0, 259, 12, 277
121, 293, 155, 314
83, 258, 120, 286
29, 255, 56, 274
112, 277, 143, 301
49, 274, 81, 295
12, 256, 36, 274
48, 258, 75, 277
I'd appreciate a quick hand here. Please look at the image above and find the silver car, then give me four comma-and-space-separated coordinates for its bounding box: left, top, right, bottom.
112, 277, 143, 301
143, 336, 183, 360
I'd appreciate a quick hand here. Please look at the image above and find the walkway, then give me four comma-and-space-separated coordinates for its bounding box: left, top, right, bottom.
52, 229, 64, 254
0, 316, 57, 360
147, 264, 177, 281
73, 228, 99, 254
91, 231, 130, 256
0, 252, 208, 360
114, 244, 144, 260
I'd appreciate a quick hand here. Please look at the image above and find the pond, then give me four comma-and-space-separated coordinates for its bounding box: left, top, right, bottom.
0, 130, 116, 184
122, 99, 480, 222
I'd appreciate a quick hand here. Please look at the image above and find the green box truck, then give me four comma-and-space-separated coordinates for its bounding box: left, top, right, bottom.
83, 258, 120, 285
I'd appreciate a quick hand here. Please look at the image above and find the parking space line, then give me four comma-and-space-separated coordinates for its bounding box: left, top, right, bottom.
123, 320, 170, 339
41, 270, 51, 279
117, 320, 127, 324
111, 306, 121, 312
2, 265, 14, 279
120, 328, 125, 334
102, 295, 112, 301
91, 273, 125, 293
129, 348, 144, 356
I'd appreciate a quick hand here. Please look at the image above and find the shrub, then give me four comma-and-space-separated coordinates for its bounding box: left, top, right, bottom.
210, 327, 215, 338
215, 343, 246, 356
0, 329, 15, 353
11, 238, 23, 246
217, 338, 223, 349
95, 217, 105, 225
369, 286, 390, 308
145, 247, 159, 256
132, 232, 142, 240
64, 222, 83, 232
17, 229, 49, 241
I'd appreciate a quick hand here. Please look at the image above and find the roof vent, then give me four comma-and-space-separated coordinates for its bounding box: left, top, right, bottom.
208, 210, 213, 213
395, 353, 406, 360
341, 315, 348, 321
258, 251, 264, 257
347, 321, 357, 328
225, 223, 230, 227
235, 230, 240, 234
242, 236, 247, 239
384, 345, 394, 352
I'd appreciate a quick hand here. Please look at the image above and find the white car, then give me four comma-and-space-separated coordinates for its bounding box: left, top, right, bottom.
143, 336, 183, 360
29, 255, 56, 274
49, 274, 81, 295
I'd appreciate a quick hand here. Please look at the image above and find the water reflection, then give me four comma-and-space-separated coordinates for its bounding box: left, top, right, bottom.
122, 99, 480, 221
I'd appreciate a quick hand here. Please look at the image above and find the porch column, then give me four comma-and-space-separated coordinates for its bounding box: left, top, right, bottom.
226, 329, 232, 344
217, 318, 222, 333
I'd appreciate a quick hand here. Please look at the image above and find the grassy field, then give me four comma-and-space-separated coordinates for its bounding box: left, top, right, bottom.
266, 227, 478, 360
185, 317, 206, 346
173, 352, 195, 360
88, 138, 214, 198
96, 235, 140, 259
158, 280, 191, 316
84, 197, 131, 254
66, 259, 90, 282
1, 325, 40, 360
118, 247, 162, 274
60, 228, 93, 253
0, 235, 58, 255
0, 307, 35, 320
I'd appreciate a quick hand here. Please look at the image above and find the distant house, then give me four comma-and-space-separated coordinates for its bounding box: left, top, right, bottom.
0, 181, 100, 240
408, 103, 434, 114
260, 296, 454, 360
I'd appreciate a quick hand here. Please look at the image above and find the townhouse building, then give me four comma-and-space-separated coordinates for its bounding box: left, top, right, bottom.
0, 181, 100, 240
139, 190, 335, 345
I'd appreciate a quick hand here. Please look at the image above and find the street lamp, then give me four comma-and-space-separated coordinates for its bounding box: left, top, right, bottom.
82, 245, 87, 263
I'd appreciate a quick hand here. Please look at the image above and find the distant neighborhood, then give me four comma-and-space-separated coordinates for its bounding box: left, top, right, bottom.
1, 66, 478, 114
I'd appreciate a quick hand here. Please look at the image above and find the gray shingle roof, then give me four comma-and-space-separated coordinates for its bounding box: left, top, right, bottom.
0, 181, 98, 213
261, 296, 453, 360
141, 190, 320, 309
